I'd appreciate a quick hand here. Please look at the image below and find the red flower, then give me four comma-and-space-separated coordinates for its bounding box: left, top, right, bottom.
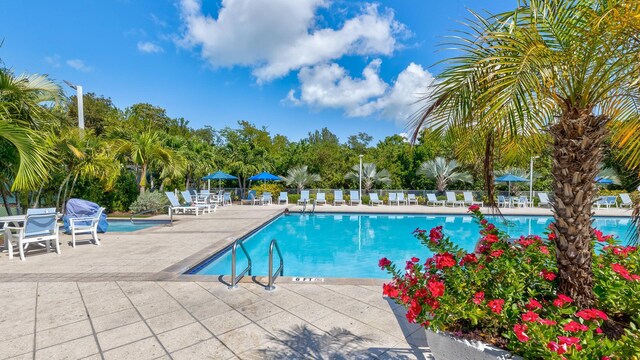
485, 223, 496, 232
548, 232, 557, 241
410, 257, 420, 263
558, 336, 582, 351
602, 357, 612, 360
487, 299, 505, 314
429, 226, 443, 243
611, 263, 636, 281
521, 311, 539, 322
539, 246, 550, 255
490, 249, 504, 258
576, 309, 608, 321
525, 298, 543, 310
468, 204, 480, 212
547, 341, 566, 355
412, 227, 426, 235
564, 321, 588, 332
472, 292, 484, 305
378, 258, 391, 269
459, 253, 478, 266
434, 252, 456, 269
483, 233, 499, 244
406, 299, 422, 323
513, 324, 529, 342
593, 229, 613, 242
540, 269, 556, 281
382, 283, 398, 298
596, 327, 603, 334
428, 279, 445, 298
480, 219, 488, 226
539, 318, 557, 326
553, 294, 573, 307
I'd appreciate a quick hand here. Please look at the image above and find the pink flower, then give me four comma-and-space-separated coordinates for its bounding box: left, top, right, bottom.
611, 263, 636, 281
564, 321, 588, 332
513, 324, 529, 342
429, 226, 443, 243
472, 292, 484, 305
525, 298, 543, 310
538, 318, 557, 326
378, 258, 391, 269
434, 252, 456, 269
553, 294, 573, 307
575, 309, 608, 321
487, 299, 505, 314
428, 279, 445, 298
521, 311, 539, 322
547, 341, 565, 355
540, 269, 556, 281
539, 246, 550, 255
410, 257, 420, 263
468, 204, 480, 212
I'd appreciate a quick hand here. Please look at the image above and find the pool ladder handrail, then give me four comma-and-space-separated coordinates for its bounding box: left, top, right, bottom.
229, 239, 252, 289
265, 239, 284, 291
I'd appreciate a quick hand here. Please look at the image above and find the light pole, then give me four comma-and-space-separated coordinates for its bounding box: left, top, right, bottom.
530, 156, 540, 204
63, 80, 85, 132
359, 154, 363, 201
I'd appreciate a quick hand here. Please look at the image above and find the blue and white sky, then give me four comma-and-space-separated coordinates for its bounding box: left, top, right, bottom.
1, 0, 510, 141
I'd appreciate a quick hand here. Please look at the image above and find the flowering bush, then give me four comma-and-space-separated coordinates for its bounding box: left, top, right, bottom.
380, 206, 640, 359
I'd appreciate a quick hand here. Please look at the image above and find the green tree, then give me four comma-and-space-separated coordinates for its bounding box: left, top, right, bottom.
411, 0, 640, 306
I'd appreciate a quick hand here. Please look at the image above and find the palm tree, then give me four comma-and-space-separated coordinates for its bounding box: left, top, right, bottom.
114, 130, 182, 194
345, 163, 391, 192
410, 0, 640, 307
0, 69, 62, 191
417, 157, 472, 192
283, 166, 321, 193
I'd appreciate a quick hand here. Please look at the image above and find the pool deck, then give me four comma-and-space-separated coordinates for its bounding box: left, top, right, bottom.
0, 203, 633, 359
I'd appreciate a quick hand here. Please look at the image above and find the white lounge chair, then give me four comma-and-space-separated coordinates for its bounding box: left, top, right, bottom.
349, 191, 361, 206
262, 192, 273, 205
513, 196, 531, 208
182, 191, 214, 213
70, 207, 104, 248
620, 193, 633, 208
316, 192, 326, 205
407, 194, 418, 205
463, 192, 483, 207
166, 192, 202, 216
4, 209, 60, 261
241, 190, 260, 205
334, 190, 345, 206
397, 193, 408, 205
222, 192, 232, 206
298, 190, 310, 205
369, 193, 383, 206
537, 193, 551, 207
446, 192, 464, 207
278, 192, 288, 205
498, 195, 509, 207
388, 193, 397, 205
426, 193, 445, 207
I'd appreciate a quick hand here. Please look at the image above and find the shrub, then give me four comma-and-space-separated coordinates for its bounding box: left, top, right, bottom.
249, 183, 284, 196
380, 206, 640, 359
129, 191, 169, 213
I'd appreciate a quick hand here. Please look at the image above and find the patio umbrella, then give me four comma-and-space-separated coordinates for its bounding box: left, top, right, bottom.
595, 176, 614, 185
495, 174, 529, 196
248, 171, 282, 191
202, 170, 238, 191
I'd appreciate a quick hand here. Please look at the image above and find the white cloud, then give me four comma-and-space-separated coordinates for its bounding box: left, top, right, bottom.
150, 13, 167, 27
44, 54, 61, 67
285, 61, 434, 124
137, 41, 164, 54
177, 0, 406, 82
66, 59, 93, 72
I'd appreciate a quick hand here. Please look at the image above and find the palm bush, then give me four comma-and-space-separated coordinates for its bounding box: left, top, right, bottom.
417, 157, 472, 192
345, 163, 391, 193
282, 166, 321, 193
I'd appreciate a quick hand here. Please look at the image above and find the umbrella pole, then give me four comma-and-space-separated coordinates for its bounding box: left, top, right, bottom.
208, 179, 210, 192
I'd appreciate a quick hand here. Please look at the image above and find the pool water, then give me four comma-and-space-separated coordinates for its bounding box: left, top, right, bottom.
107, 219, 170, 232
189, 213, 632, 279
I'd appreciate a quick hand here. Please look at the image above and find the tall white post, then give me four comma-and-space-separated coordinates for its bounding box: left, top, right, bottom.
76, 85, 84, 130
529, 156, 539, 204
359, 154, 363, 201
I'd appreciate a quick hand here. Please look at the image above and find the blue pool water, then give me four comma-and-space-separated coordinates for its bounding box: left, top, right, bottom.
107, 219, 170, 232
189, 213, 632, 279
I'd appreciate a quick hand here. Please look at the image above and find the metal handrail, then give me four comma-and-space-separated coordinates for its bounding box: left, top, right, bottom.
311, 200, 316, 214
229, 239, 252, 289
266, 239, 284, 291
129, 205, 173, 226
301, 200, 307, 213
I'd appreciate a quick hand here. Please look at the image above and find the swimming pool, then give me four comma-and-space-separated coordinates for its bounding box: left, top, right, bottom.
107, 219, 171, 232
189, 213, 632, 279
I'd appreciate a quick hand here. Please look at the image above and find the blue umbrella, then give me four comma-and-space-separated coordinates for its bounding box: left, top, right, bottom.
248, 172, 282, 191
495, 174, 529, 196
202, 170, 238, 191
595, 177, 614, 185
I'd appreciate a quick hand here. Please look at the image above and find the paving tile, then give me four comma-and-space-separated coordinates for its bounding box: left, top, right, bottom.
77, 282, 120, 295
157, 322, 212, 353
217, 323, 273, 355
238, 340, 305, 360
170, 338, 236, 360
92, 308, 142, 333
200, 310, 251, 336
377, 346, 434, 360
97, 321, 152, 350
0, 318, 35, 341
158, 282, 217, 307
36, 302, 89, 331
0, 334, 33, 360
34, 335, 99, 360
236, 300, 283, 322
286, 301, 333, 323
256, 311, 315, 338
36, 319, 93, 349
146, 308, 195, 335
183, 298, 232, 321
136, 298, 183, 319
102, 337, 167, 360
5, 352, 33, 360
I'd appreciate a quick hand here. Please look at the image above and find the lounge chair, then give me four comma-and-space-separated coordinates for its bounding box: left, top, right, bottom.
397, 193, 408, 205
316, 192, 326, 205
262, 192, 273, 205
426, 193, 445, 206
595, 196, 608, 208
446, 192, 464, 207
182, 191, 214, 213
606, 196, 617, 208
4, 209, 60, 261
513, 196, 531, 208
166, 192, 202, 216
334, 190, 345, 206
298, 190, 310, 205
278, 192, 288, 205
620, 193, 633, 208
537, 193, 551, 207
70, 207, 104, 248
349, 191, 361, 206
388, 192, 397, 205
369, 193, 383, 206
498, 195, 509, 207
407, 194, 418, 205
223, 192, 232, 206
463, 192, 483, 207
241, 190, 260, 205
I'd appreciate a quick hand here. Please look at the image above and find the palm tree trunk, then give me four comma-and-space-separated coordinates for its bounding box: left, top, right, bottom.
549, 111, 609, 309
483, 133, 496, 207
139, 164, 147, 194
56, 173, 72, 211
1, 189, 12, 216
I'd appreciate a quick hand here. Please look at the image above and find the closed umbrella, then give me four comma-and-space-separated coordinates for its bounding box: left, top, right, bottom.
202, 170, 238, 191
495, 174, 529, 196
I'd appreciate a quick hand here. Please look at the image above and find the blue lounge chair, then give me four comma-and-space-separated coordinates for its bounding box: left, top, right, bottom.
388, 192, 397, 205
369, 193, 383, 206
446, 192, 463, 207
166, 192, 202, 216
4, 209, 59, 261
70, 207, 105, 248
463, 192, 483, 207
537, 193, 551, 207
278, 192, 288, 205
334, 190, 345, 206
426, 193, 445, 206
397, 193, 408, 205
316, 192, 326, 205
620, 194, 633, 208
407, 194, 418, 205
182, 190, 215, 212
349, 190, 360, 205
298, 190, 310, 205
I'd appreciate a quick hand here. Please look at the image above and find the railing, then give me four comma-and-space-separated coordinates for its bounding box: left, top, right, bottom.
229, 239, 252, 289
265, 239, 284, 291
311, 199, 316, 214
129, 205, 173, 226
